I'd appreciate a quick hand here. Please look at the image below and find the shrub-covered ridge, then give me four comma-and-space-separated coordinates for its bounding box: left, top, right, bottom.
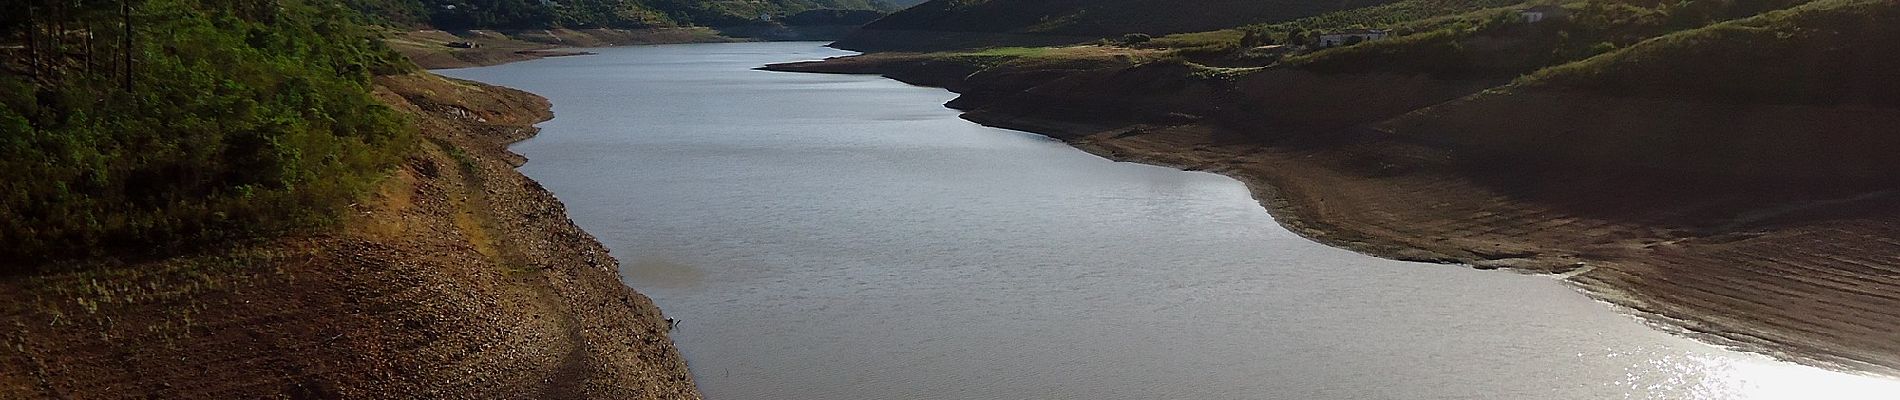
1, 0, 416, 265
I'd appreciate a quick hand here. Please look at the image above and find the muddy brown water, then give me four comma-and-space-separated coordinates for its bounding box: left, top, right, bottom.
440, 42, 1898, 399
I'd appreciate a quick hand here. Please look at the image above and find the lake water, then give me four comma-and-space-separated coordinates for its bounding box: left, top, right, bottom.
440, 42, 1897, 399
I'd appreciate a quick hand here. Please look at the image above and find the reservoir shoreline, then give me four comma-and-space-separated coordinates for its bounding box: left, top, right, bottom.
762, 52, 1900, 377
448, 42, 1900, 399
0, 71, 703, 398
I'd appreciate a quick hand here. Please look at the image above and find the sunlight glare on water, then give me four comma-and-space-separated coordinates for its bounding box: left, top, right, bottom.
1645, 353, 1900, 400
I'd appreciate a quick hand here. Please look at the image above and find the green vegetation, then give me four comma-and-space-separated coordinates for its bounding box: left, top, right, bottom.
1146, 30, 1245, 49
1280, 0, 1814, 78
1527, 0, 1899, 105
899, 45, 1165, 72
781, 9, 889, 26
877, 0, 1877, 106
859, 0, 1402, 38
963, 47, 1056, 58
1, 0, 416, 266
1248, 0, 1530, 36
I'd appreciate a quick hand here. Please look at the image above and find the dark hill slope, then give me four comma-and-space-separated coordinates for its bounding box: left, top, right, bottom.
1387, 0, 1900, 183
833, 0, 1403, 51
352, 0, 891, 30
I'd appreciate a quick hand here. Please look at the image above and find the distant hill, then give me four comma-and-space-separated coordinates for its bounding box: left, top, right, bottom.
351, 0, 894, 30
833, 0, 1403, 51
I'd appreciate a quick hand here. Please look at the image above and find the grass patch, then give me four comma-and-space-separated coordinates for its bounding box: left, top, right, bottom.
1148, 30, 1246, 49
964, 47, 1057, 58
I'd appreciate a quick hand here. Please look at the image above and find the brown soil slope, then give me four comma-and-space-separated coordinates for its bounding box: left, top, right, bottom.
0, 73, 701, 399
766, 51, 1900, 374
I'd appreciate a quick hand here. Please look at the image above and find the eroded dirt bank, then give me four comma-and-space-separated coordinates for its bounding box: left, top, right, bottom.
765, 53, 1900, 375
0, 73, 701, 399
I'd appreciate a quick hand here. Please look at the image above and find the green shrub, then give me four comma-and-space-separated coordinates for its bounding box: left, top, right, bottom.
1, 0, 417, 267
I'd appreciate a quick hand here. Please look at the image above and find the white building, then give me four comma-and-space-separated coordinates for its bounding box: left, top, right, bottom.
1521, 10, 1548, 23
1314, 29, 1388, 48
1521, 5, 1568, 23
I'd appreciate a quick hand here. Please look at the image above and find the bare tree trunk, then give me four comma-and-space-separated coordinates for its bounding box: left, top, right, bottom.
121, 0, 132, 92
52, 0, 63, 63
25, 2, 39, 79
84, 20, 94, 76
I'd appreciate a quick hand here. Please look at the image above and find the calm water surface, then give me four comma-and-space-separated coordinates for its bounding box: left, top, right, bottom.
440, 42, 1897, 399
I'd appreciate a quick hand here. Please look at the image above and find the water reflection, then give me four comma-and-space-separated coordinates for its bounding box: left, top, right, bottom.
624, 256, 708, 289
1639, 353, 1898, 399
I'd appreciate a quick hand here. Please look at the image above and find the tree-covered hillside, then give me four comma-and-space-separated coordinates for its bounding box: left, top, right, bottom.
352, 0, 897, 30
1, 0, 415, 265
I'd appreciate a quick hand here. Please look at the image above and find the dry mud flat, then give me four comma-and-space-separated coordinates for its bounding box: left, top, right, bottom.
766, 53, 1900, 376
0, 73, 701, 399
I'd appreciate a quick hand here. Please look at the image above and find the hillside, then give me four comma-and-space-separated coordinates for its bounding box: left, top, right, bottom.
1387, 0, 1900, 184
350, 0, 898, 68
831, 0, 1405, 51
2, 71, 704, 400
772, 0, 1900, 376
347, 0, 889, 29
1, 0, 701, 397
2, 0, 416, 264
353, 0, 893, 30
